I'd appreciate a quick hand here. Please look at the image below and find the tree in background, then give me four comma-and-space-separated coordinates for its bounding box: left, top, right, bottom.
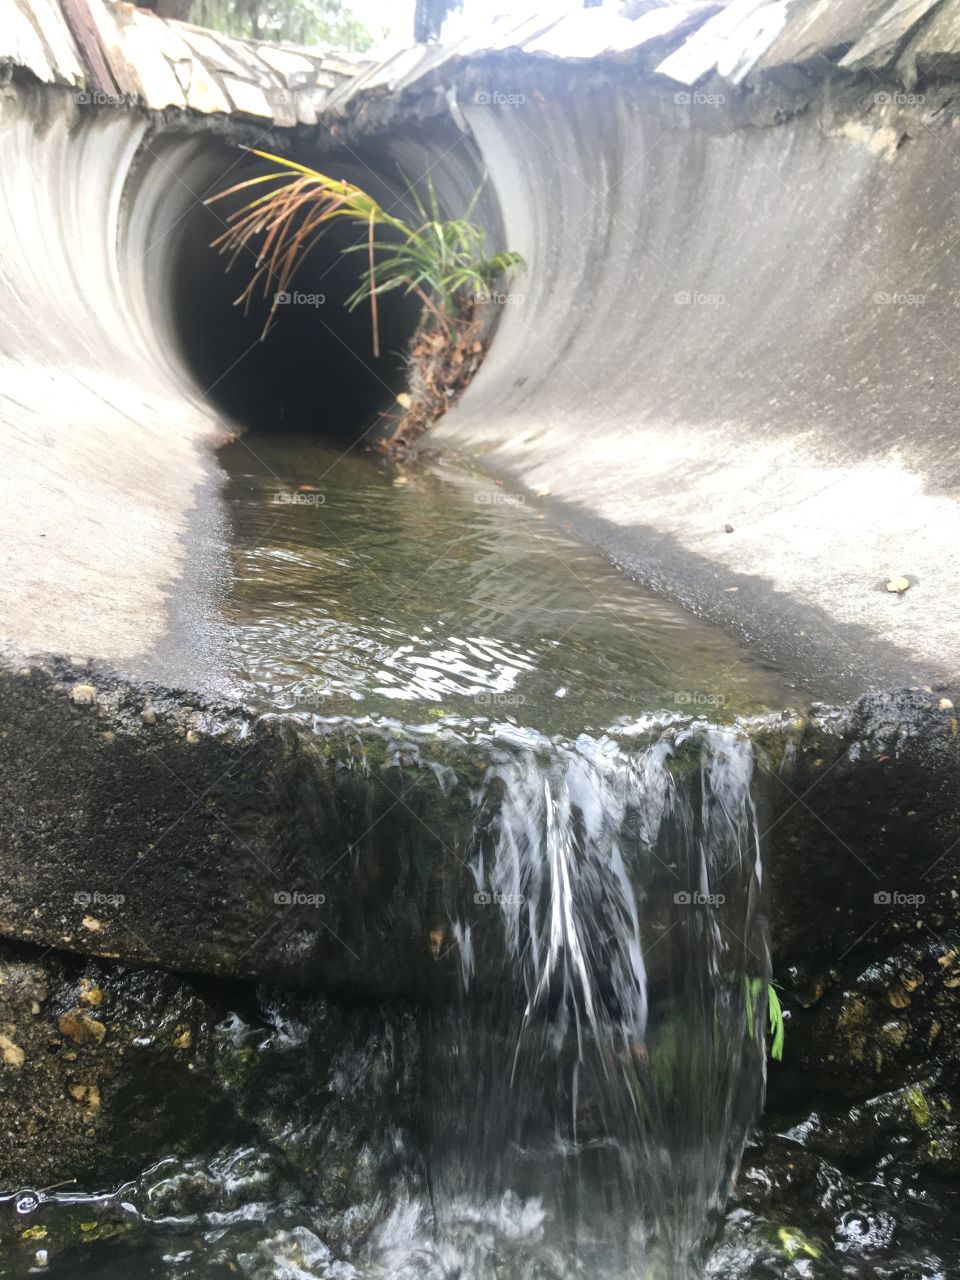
186, 0, 373, 48
413, 0, 460, 43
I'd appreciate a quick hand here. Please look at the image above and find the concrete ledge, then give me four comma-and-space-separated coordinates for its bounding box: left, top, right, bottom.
0, 652, 487, 996
2, 652, 959, 1004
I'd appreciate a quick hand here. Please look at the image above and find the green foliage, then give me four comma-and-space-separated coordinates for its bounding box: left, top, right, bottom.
777, 1227, 820, 1261
767, 985, 785, 1061
189, 0, 373, 49
341, 173, 524, 323
207, 150, 525, 353
745, 977, 785, 1061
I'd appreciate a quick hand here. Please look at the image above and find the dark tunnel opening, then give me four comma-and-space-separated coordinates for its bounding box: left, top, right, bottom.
167, 143, 421, 444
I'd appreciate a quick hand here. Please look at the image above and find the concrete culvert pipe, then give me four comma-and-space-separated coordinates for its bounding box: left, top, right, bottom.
5, 3, 960, 1276
0, 83, 487, 671
5, 58, 960, 693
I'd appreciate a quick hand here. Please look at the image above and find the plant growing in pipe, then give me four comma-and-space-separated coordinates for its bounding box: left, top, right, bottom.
206, 150, 524, 453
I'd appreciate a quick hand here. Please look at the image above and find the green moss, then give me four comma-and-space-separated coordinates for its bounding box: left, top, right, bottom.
216, 1043, 256, 1090
777, 1226, 820, 1260
905, 1085, 932, 1129
78, 1222, 129, 1244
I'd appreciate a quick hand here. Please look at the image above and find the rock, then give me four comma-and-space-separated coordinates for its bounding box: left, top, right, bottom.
70, 683, 97, 705
880, 1019, 909, 1046
58, 1011, 106, 1046
0, 1032, 25, 1066
67, 1083, 101, 1112
760, 691, 960, 961
0, 945, 235, 1184
772, 930, 960, 1104
728, 1068, 958, 1274
0, 939, 421, 1199
79, 980, 103, 1007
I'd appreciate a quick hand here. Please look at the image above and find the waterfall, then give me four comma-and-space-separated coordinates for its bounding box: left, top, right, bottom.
3, 716, 775, 1280
422, 719, 771, 1278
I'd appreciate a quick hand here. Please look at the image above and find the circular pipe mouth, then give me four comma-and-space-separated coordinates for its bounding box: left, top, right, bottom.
121, 121, 496, 448
163, 142, 421, 444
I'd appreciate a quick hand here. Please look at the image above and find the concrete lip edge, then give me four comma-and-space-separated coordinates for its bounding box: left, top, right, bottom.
2, 644, 958, 992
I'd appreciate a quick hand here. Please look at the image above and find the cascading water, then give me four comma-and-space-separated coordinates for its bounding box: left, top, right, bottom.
414, 720, 772, 1279
3, 718, 775, 1280
0, 442, 795, 1278
218, 438, 787, 1279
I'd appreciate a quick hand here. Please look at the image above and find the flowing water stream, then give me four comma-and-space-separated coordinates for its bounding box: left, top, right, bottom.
219, 438, 789, 1277
12, 438, 804, 1278
421, 722, 770, 1279
217, 437, 792, 731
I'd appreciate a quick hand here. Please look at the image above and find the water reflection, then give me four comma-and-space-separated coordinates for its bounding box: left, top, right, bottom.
221, 439, 794, 733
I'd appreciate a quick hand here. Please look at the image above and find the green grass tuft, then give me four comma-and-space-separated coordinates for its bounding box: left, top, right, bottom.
745, 976, 786, 1061
206, 151, 524, 356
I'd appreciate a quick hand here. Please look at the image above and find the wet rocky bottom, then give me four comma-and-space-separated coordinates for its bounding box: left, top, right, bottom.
1, 931, 959, 1280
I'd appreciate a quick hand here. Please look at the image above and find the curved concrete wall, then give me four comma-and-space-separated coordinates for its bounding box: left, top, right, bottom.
440, 79, 960, 694
0, 87, 223, 671
3, 0, 960, 697
0, 0, 378, 678
0, 89, 452, 684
